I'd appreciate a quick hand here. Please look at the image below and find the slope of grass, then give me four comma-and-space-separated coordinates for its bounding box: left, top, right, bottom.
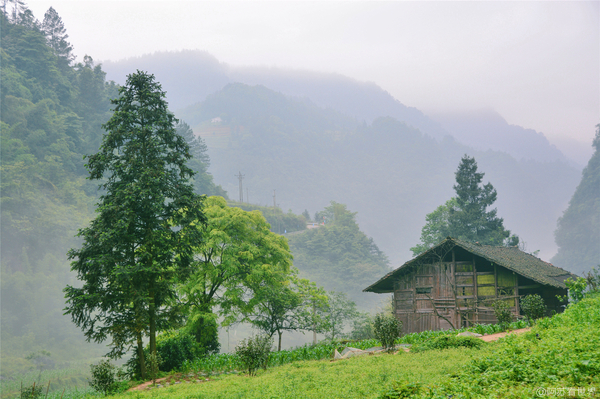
112, 346, 488, 399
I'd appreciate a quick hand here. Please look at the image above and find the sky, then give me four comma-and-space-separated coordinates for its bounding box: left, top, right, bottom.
26, 1, 599, 159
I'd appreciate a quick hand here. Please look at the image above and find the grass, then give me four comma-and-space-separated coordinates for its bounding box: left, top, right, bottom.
112, 345, 488, 399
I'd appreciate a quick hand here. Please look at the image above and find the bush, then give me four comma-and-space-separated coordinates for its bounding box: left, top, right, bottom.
519, 294, 546, 323
492, 300, 513, 327
89, 359, 117, 396
20, 382, 43, 399
155, 330, 200, 372
379, 379, 423, 399
411, 335, 483, 352
373, 313, 401, 351
146, 352, 161, 384
235, 334, 273, 376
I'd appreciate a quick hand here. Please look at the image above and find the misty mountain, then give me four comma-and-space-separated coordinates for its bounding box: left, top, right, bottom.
103, 50, 576, 167
431, 109, 575, 166
178, 83, 581, 269
551, 127, 600, 275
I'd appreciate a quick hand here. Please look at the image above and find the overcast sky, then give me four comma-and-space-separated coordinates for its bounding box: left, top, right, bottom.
26, 1, 599, 156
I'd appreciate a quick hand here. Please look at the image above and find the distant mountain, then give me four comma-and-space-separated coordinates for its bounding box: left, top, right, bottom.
178, 83, 581, 269
431, 109, 576, 166
103, 50, 575, 166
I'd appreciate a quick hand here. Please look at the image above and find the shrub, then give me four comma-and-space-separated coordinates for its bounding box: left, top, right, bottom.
565, 277, 587, 303
519, 294, 546, 323
379, 379, 423, 399
492, 300, 513, 327
155, 330, 200, 372
411, 335, 483, 352
235, 334, 273, 376
20, 382, 43, 399
373, 313, 401, 351
146, 352, 161, 384
89, 359, 117, 396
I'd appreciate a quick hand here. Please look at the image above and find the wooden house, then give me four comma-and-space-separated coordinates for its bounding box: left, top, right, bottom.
363, 237, 578, 334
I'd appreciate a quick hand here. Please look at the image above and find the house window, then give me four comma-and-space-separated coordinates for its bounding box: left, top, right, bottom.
416, 287, 432, 295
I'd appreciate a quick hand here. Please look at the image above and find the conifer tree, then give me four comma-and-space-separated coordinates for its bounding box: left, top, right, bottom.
411, 155, 518, 256
64, 71, 206, 378
42, 6, 74, 63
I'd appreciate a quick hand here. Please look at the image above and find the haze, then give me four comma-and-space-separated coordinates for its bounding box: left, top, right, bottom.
26, 0, 599, 161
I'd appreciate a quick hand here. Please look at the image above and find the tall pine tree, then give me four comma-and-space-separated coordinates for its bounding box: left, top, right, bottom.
64, 71, 205, 378
411, 155, 518, 256
41, 6, 74, 64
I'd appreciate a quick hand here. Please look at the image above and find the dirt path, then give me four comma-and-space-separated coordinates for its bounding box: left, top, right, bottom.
479, 327, 531, 342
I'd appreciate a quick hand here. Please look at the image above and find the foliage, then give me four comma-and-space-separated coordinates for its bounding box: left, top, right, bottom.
235, 335, 273, 376
179, 195, 293, 347
20, 382, 43, 399
245, 271, 328, 351
373, 313, 401, 351
154, 330, 201, 373
552, 124, 600, 276
519, 294, 546, 322
319, 291, 359, 340
349, 312, 375, 340
175, 121, 227, 197
145, 352, 161, 384
379, 380, 423, 399
410, 335, 483, 353
63, 71, 206, 379
410, 198, 458, 256
89, 360, 117, 396
412, 155, 519, 256
288, 202, 390, 309
565, 277, 588, 303
228, 201, 307, 234
585, 266, 600, 292
492, 300, 513, 326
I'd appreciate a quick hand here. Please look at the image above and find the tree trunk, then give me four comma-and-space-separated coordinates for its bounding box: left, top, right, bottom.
278, 330, 282, 351
149, 288, 156, 358
136, 331, 146, 379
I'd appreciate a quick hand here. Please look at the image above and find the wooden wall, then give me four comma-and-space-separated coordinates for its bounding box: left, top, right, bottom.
392, 248, 567, 334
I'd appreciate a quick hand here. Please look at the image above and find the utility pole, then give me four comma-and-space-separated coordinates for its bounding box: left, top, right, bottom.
273, 189, 276, 208
235, 172, 244, 203
246, 187, 249, 204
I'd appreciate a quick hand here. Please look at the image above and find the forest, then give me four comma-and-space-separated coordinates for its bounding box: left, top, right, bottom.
1, 4, 599, 398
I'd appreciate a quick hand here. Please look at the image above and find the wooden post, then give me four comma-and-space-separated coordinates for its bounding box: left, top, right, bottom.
473, 255, 478, 324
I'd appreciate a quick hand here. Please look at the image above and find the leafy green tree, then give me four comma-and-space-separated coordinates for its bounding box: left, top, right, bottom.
64, 71, 205, 379
288, 202, 389, 309
245, 271, 328, 350
179, 196, 293, 347
410, 198, 458, 256
320, 291, 358, 340
412, 155, 518, 256
551, 125, 600, 276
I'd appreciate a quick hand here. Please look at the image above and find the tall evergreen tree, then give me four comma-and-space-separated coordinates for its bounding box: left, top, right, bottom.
552, 125, 600, 275
41, 6, 74, 64
411, 155, 518, 256
64, 71, 206, 378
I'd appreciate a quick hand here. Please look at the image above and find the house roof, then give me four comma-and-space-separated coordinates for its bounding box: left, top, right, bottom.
364, 237, 579, 293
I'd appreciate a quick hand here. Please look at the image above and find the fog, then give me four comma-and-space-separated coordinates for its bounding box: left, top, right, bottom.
26, 0, 599, 162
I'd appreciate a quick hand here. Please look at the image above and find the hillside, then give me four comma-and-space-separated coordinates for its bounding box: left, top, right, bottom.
551, 126, 600, 275
177, 83, 581, 267
0, 10, 225, 377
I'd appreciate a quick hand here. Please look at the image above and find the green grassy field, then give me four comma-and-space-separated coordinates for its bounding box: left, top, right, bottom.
110, 292, 600, 399
5, 293, 598, 399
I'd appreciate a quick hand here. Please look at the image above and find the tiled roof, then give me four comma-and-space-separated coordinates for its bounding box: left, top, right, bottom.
364, 237, 579, 293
